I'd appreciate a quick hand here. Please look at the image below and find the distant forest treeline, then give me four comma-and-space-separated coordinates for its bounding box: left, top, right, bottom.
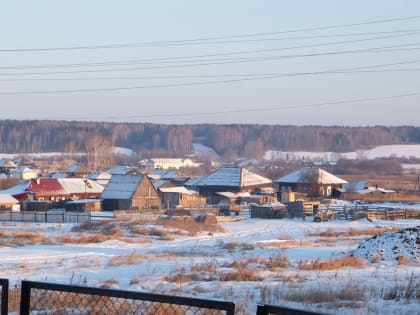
0, 120, 419, 159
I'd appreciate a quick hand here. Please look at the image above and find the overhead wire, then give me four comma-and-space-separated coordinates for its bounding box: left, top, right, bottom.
1, 59, 419, 95
40, 91, 420, 121
1, 39, 420, 71
1, 15, 419, 52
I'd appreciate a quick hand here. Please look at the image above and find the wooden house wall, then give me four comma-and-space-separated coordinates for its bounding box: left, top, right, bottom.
131, 177, 161, 210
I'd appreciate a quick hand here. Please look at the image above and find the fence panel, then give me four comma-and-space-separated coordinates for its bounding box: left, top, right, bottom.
0, 279, 8, 315
20, 281, 235, 315
256, 304, 326, 315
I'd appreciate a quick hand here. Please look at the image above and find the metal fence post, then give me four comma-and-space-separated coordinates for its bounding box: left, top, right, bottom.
20, 280, 32, 315
0, 279, 9, 315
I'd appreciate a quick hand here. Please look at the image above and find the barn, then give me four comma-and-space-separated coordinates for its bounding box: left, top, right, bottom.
101, 174, 160, 211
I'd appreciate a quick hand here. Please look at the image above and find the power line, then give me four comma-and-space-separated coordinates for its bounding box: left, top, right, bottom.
2, 43, 420, 77
1, 59, 419, 95
2, 36, 420, 71
1, 67, 419, 83
44, 91, 420, 121
1, 15, 420, 52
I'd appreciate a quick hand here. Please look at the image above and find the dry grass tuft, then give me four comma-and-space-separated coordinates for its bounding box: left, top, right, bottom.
107, 251, 145, 266
298, 255, 365, 271
310, 227, 399, 238
0, 230, 50, 246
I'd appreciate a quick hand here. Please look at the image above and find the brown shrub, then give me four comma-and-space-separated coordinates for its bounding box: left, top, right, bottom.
397, 255, 410, 265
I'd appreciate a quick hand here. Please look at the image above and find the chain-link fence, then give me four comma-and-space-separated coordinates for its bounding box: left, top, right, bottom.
256, 304, 327, 315
0, 278, 8, 315
20, 281, 235, 315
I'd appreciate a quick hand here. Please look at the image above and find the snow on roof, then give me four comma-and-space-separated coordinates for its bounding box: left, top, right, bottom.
216, 191, 252, 198
58, 178, 104, 194
106, 165, 134, 175
0, 181, 30, 195
101, 174, 146, 199
159, 186, 198, 196
341, 180, 369, 192
50, 172, 69, 178
0, 194, 19, 203
0, 159, 16, 168
197, 167, 272, 188
88, 171, 112, 180
275, 167, 347, 185
153, 179, 169, 190
185, 176, 206, 187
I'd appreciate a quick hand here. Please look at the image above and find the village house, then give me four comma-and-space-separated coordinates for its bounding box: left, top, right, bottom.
275, 167, 347, 198
0, 178, 103, 202
101, 174, 160, 211
0, 159, 17, 174
191, 167, 273, 204
66, 164, 91, 177
10, 167, 41, 180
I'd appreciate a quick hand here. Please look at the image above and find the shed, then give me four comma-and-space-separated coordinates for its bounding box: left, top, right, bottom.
160, 186, 206, 209
101, 174, 160, 211
0, 194, 20, 211
65, 199, 102, 212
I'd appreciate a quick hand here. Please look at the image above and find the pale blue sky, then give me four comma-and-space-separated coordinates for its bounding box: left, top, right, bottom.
1, 1, 420, 125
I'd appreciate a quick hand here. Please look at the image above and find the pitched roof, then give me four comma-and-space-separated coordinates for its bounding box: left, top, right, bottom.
275, 167, 347, 185
196, 167, 272, 188
0, 194, 19, 203
101, 174, 146, 199
58, 178, 104, 194
106, 165, 135, 175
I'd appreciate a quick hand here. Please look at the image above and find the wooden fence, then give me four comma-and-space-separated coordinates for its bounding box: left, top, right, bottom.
0, 211, 110, 223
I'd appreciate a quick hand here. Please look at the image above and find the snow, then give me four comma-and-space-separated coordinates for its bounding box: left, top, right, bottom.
0, 217, 419, 315
159, 186, 198, 195
265, 144, 420, 162
112, 147, 135, 157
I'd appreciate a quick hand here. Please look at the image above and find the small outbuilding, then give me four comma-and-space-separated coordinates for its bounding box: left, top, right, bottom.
0, 194, 20, 211
160, 186, 207, 209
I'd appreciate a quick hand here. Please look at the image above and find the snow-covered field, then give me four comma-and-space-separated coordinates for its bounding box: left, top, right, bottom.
0, 216, 419, 314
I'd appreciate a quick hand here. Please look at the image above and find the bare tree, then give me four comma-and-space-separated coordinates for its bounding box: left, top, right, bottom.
85, 134, 114, 171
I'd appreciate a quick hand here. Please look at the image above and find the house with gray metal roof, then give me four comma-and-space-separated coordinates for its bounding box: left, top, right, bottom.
101, 174, 160, 211
275, 167, 347, 197
193, 167, 272, 203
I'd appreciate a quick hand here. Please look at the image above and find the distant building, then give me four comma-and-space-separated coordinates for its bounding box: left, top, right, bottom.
10, 167, 41, 180
142, 158, 200, 170
0, 159, 17, 174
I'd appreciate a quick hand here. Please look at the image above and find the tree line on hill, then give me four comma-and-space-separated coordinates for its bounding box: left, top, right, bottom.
0, 120, 419, 160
